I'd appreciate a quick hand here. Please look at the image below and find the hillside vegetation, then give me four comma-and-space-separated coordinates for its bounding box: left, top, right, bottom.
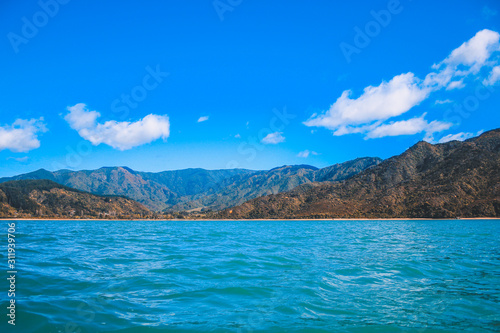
212, 129, 500, 219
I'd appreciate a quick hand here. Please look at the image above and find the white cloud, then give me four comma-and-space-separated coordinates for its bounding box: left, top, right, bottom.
431, 29, 500, 79
64, 104, 100, 129
434, 99, 453, 105
7, 156, 29, 162
304, 29, 500, 139
483, 65, 500, 86
261, 132, 285, 144
304, 73, 431, 135
65, 103, 170, 150
438, 130, 484, 143
366, 114, 452, 139
446, 79, 465, 90
0, 118, 47, 153
297, 150, 310, 158
234, 133, 241, 138
297, 150, 319, 158
197, 116, 209, 123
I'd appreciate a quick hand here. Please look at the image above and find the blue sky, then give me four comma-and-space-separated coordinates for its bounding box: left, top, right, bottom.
0, 0, 499, 176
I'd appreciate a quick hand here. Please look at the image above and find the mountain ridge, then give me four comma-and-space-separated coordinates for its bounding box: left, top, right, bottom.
0, 158, 381, 212
1, 129, 498, 219
0, 179, 150, 218
212, 129, 500, 219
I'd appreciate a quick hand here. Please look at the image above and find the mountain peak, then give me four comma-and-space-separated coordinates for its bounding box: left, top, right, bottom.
119, 166, 136, 173
214, 131, 500, 219
269, 164, 319, 172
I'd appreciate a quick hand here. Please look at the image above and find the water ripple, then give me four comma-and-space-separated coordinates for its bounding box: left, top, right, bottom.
1, 219, 499, 332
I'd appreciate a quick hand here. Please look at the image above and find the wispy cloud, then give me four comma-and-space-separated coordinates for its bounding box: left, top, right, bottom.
7, 156, 29, 162
434, 99, 453, 105
437, 130, 484, 143
297, 150, 319, 158
366, 113, 452, 140
65, 103, 170, 150
304, 29, 500, 139
261, 132, 285, 144
197, 116, 209, 123
445, 79, 465, 90
428, 29, 500, 85
482, 5, 498, 20
483, 65, 500, 86
304, 72, 431, 136
0, 118, 47, 152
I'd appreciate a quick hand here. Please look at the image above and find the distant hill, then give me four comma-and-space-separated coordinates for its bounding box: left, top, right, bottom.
0, 180, 150, 219
169, 157, 382, 212
0, 158, 381, 212
1, 129, 498, 219
212, 129, 500, 219
0, 167, 254, 211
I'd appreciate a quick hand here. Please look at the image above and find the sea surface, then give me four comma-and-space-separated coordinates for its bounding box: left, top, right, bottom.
1, 219, 499, 333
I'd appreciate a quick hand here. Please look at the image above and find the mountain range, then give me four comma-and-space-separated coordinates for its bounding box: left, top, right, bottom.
1, 129, 499, 219
213, 129, 500, 219
0, 157, 381, 212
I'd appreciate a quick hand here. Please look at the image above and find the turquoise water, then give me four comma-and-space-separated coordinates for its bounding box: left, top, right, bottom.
1, 220, 499, 333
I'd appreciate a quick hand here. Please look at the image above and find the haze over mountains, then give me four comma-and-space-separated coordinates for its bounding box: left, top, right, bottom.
0, 157, 381, 212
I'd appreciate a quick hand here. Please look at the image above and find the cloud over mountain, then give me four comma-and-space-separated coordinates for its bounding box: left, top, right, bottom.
65, 103, 170, 150
304, 29, 500, 139
365, 113, 451, 140
261, 132, 285, 144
